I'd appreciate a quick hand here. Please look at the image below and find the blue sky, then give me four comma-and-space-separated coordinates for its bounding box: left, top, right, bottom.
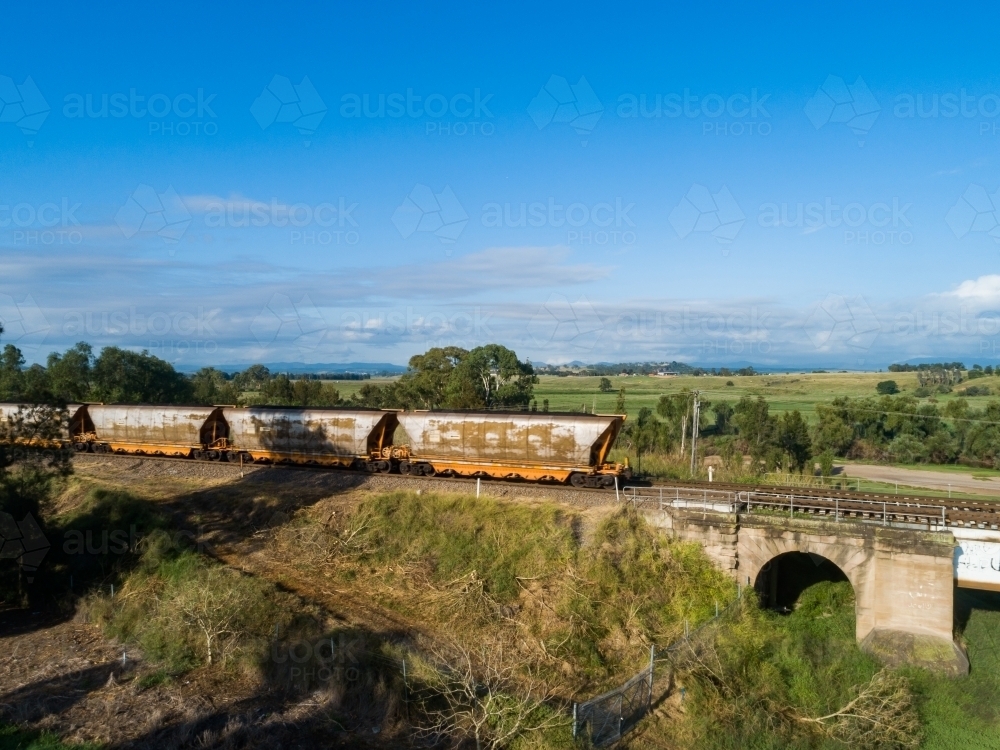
3, 1, 1000, 370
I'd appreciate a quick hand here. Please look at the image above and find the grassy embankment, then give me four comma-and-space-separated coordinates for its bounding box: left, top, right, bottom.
33, 474, 1000, 748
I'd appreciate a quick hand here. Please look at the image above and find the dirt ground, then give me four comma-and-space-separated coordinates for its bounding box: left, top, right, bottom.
840, 462, 1000, 497
0, 455, 622, 749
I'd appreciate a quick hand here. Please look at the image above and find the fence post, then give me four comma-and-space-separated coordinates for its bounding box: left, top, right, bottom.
572, 703, 577, 738
615, 475, 619, 503
883, 501, 887, 526
618, 693, 625, 739
835, 497, 839, 522
648, 644, 655, 708
659, 487, 663, 510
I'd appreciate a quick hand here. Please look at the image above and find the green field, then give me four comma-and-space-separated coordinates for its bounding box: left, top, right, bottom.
329, 371, 965, 423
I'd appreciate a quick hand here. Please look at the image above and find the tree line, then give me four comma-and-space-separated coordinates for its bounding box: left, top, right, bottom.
813, 394, 1000, 467
616, 391, 813, 474
0, 329, 537, 412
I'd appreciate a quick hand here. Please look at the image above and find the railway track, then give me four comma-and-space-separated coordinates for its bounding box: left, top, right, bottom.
634, 480, 1000, 529
73, 452, 1000, 529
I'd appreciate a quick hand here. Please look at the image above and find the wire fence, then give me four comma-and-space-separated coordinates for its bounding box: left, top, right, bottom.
571, 587, 747, 746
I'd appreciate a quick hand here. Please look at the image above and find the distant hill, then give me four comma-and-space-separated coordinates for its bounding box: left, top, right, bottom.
177, 362, 407, 376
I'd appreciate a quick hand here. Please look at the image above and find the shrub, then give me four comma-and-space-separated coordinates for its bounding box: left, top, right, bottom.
961, 385, 991, 397
889, 433, 927, 464
876, 380, 900, 395
85, 530, 295, 674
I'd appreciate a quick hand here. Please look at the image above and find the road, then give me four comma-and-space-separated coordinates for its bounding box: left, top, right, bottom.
840, 463, 1000, 498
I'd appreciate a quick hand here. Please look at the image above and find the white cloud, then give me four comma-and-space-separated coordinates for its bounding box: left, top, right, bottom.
936, 275, 1000, 303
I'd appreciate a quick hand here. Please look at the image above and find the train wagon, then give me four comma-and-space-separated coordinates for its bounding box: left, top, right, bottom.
1, 402, 83, 447
79, 405, 229, 458
395, 411, 629, 487
223, 407, 399, 471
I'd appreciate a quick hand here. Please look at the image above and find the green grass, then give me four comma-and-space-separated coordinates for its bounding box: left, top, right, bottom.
353, 491, 578, 603
0, 725, 102, 750
907, 589, 1000, 749
673, 583, 1000, 750
85, 529, 298, 675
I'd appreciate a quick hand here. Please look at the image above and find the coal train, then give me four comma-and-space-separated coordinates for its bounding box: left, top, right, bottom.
0, 403, 630, 488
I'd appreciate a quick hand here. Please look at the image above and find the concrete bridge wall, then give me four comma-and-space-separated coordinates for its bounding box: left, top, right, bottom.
644, 507, 969, 675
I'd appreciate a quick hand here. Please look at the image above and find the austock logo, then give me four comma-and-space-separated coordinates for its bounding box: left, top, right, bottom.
251, 293, 330, 354
0, 74, 50, 145
251, 75, 327, 145
392, 184, 468, 244
527, 75, 604, 143
116, 184, 192, 244
669, 184, 745, 244
804, 75, 880, 145
803, 294, 881, 352
527, 294, 604, 352
0, 294, 50, 357
946, 185, 1000, 243
0, 512, 50, 583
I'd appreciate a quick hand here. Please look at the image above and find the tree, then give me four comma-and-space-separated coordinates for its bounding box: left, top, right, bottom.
416, 638, 560, 750
291, 377, 340, 406
400, 346, 467, 408
733, 396, 778, 470
795, 669, 921, 749
349, 381, 404, 409
191, 367, 239, 405
46, 342, 93, 402
876, 380, 899, 395
90, 347, 193, 404
598, 377, 613, 393
0, 344, 26, 401
813, 404, 856, 456
0, 401, 72, 605
712, 401, 735, 434
445, 345, 536, 409
777, 410, 812, 472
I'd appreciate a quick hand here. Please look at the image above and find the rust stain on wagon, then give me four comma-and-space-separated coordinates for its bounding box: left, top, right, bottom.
223, 408, 398, 463
397, 411, 625, 479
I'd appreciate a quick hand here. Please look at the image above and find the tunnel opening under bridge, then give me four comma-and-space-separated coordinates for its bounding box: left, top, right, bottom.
754, 551, 851, 613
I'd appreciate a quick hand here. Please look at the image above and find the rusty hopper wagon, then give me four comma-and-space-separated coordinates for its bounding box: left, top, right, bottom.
1, 402, 82, 447
395, 410, 628, 487
79, 405, 230, 458
222, 407, 399, 471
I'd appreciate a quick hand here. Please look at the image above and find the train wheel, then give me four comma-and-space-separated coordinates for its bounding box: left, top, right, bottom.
73, 442, 89, 453
399, 461, 412, 475
569, 473, 587, 488
600, 475, 617, 488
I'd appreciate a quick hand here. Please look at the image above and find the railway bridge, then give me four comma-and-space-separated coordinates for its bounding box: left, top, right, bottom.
630, 485, 1000, 676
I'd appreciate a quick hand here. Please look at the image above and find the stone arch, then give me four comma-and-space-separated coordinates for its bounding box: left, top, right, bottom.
753, 550, 851, 611
738, 528, 876, 640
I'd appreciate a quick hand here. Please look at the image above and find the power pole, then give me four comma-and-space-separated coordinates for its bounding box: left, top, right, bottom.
689, 391, 701, 475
